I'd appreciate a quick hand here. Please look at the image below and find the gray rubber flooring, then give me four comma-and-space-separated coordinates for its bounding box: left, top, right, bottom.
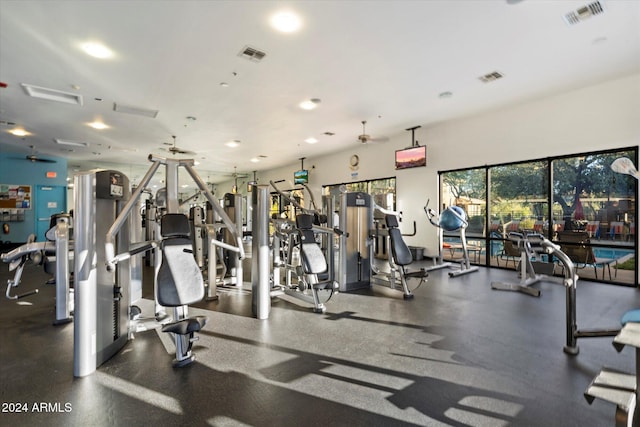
1, 260, 639, 426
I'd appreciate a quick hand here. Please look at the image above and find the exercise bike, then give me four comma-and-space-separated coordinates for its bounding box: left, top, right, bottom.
425, 201, 479, 277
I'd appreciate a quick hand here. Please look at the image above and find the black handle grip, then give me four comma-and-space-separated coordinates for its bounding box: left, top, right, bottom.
333, 227, 349, 238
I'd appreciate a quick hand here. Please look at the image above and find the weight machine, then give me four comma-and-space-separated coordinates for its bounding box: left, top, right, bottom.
1, 213, 73, 325
491, 232, 556, 297
74, 155, 244, 376
270, 180, 345, 313
371, 212, 428, 299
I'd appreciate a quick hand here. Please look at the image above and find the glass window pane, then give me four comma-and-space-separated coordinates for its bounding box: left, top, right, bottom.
440, 169, 487, 264
552, 151, 636, 283
489, 161, 549, 268
552, 151, 636, 244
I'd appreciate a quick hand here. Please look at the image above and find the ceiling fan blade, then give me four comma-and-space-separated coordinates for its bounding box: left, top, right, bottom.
25, 155, 56, 163
369, 136, 389, 143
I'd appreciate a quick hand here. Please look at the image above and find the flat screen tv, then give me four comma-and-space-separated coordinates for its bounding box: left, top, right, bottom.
395, 145, 426, 170
294, 169, 309, 184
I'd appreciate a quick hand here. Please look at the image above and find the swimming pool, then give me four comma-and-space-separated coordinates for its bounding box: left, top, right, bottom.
593, 247, 634, 260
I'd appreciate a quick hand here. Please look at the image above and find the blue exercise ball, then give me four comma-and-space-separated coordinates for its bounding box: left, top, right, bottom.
439, 206, 466, 231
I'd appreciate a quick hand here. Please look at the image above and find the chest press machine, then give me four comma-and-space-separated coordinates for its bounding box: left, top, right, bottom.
74, 155, 244, 376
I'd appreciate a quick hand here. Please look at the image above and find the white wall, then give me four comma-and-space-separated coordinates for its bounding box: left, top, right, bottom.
218, 72, 640, 268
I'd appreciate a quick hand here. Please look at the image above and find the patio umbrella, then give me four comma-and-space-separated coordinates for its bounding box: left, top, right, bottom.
574, 197, 585, 220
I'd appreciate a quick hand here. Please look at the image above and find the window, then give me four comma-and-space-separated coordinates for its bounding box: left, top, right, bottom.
439, 147, 637, 285
440, 168, 487, 264
323, 177, 396, 212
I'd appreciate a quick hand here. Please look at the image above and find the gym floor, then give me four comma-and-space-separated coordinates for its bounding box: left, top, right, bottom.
1, 260, 639, 426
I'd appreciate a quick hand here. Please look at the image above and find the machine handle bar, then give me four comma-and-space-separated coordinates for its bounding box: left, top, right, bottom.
107, 241, 157, 270
6, 287, 39, 300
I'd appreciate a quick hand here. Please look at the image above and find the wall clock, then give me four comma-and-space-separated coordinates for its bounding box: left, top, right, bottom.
349, 154, 359, 170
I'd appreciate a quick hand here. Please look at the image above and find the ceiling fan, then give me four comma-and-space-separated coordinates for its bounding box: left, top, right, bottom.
19, 145, 57, 163
357, 120, 389, 144
161, 135, 195, 155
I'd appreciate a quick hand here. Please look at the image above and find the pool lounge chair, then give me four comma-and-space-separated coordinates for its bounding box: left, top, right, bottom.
557, 231, 616, 280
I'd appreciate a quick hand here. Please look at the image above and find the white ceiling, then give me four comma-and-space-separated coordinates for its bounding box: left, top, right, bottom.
1, 0, 639, 186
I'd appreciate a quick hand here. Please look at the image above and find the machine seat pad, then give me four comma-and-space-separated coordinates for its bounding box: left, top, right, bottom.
312, 281, 336, 291
389, 227, 413, 266
405, 269, 428, 279
157, 214, 204, 307
161, 316, 208, 335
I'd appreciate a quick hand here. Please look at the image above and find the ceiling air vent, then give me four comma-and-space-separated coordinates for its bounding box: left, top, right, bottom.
113, 103, 159, 118
54, 138, 89, 147
479, 71, 504, 83
238, 45, 267, 62
563, 1, 605, 26
21, 83, 83, 106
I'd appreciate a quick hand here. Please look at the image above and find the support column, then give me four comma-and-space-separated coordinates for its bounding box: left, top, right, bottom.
251, 185, 270, 319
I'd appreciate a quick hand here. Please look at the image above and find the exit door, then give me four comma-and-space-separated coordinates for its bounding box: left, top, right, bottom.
35, 185, 67, 241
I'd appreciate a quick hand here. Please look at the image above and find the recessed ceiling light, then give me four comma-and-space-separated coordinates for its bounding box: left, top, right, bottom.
226, 140, 241, 148
81, 42, 114, 59
8, 128, 30, 137
250, 157, 260, 163
270, 10, 302, 33
299, 98, 321, 110
305, 137, 318, 144
220, 82, 229, 87
88, 121, 108, 130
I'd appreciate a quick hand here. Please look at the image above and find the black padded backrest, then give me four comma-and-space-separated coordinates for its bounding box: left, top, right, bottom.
385, 214, 399, 229
161, 213, 191, 238
296, 214, 327, 274
386, 214, 412, 266
157, 214, 204, 307
296, 213, 314, 230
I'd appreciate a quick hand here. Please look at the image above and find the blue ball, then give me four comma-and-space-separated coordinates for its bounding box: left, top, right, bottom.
440, 206, 466, 231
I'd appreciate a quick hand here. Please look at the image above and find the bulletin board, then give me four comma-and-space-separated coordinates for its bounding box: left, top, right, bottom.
0, 184, 32, 209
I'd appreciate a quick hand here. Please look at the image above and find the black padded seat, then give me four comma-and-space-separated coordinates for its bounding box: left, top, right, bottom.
296, 214, 328, 276
385, 214, 413, 266
157, 214, 205, 307
382, 214, 427, 300
156, 213, 208, 367
295, 213, 338, 293
162, 316, 208, 335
